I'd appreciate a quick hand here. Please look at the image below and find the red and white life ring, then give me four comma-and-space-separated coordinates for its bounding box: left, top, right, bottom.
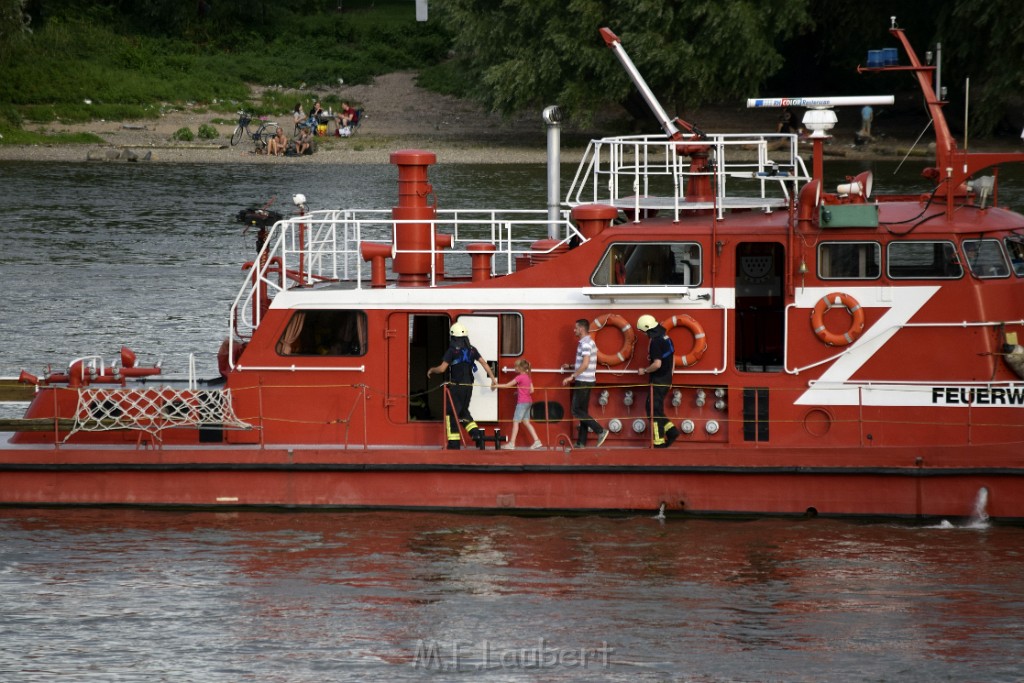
811, 292, 865, 346
661, 314, 708, 367
590, 314, 636, 366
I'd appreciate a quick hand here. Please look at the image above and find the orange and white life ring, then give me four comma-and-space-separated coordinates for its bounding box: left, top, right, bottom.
661, 314, 708, 367
590, 313, 636, 366
811, 292, 865, 346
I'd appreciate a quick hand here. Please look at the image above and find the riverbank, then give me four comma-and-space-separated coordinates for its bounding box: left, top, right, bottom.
0, 71, 999, 165
0, 73, 551, 164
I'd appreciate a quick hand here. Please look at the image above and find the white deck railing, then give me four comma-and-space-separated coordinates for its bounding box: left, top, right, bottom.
229, 209, 583, 340
566, 133, 811, 220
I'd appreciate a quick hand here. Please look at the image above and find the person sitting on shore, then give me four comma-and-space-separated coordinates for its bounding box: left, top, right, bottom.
307, 101, 325, 134
266, 127, 289, 156
294, 127, 312, 155
777, 107, 798, 134
292, 103, 306, 133
334, 103, 358, 138
336, 102, 356, 129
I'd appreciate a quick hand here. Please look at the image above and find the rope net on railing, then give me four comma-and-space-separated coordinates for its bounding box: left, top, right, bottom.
69, 388, 252, 440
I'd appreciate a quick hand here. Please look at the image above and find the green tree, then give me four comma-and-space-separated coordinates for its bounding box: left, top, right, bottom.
936, 0, 1024, 136
434, 0, 812, 126
0, 0, 31, 61
768, 0, 939, 95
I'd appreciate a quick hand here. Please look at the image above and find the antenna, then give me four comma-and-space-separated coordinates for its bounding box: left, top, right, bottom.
964, 77, 970, 156
748, 96, 894, 183
746, 96, 894, 108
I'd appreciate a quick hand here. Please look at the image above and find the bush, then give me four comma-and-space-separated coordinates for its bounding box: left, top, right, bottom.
0, 104, 23, 128
172, 126, 194, 141
197, 123, 218, 139
418, 58, 475, 99
0, 127, 104, 145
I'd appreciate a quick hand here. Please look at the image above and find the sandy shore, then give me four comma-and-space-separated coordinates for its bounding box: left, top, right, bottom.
0, 139, 558, 165
0, 73, 562, 164
0, 72, 977, 165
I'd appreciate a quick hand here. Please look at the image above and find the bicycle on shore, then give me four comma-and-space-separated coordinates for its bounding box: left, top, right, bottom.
230, 111, 279, 153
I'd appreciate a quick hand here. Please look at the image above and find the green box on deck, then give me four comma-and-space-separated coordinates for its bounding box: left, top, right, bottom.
820, 204, 879, 228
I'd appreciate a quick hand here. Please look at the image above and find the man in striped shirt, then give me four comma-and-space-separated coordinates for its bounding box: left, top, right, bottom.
562, 319, 608, 449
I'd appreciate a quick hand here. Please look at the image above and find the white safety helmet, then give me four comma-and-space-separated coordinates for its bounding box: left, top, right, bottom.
637, 314, 658, 332
450, 322, 469, 337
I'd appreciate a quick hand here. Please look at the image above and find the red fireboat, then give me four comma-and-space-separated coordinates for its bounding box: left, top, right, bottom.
3, 22, 1023, 519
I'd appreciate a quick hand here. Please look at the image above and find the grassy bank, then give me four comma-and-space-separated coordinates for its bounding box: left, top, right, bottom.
0, 0, 454, 145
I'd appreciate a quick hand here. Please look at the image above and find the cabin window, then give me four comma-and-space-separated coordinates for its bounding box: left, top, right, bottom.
499, 312, 523, 356
276, 310, 368, 356
962, 239, 1010, 278
1007, 237, 1024, 277
476, 311, 523, 355
886, 241, 962, 279
818, 242, 881, 279
591, 242, 702, 286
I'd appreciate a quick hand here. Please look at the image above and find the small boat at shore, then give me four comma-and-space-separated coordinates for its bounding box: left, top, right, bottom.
3, 22, 1023, 519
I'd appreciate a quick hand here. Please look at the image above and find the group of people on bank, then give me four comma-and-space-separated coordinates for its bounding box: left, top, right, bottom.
293, 100, 360, 138
427, 315, 681, 451
263, 125, 312, 156
255, 99, 362, 157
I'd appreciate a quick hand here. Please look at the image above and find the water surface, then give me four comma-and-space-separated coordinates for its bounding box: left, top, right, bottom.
2, 158, 1024, 680
2, 509, 1022, 682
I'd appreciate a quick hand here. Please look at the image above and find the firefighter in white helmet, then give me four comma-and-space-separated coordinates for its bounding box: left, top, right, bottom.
427, 321, 497, 449
637, 314, 680, 448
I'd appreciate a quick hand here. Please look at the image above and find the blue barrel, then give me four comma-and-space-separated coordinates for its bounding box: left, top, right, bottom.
866, 50, 883, 68
882, 47, 898, 66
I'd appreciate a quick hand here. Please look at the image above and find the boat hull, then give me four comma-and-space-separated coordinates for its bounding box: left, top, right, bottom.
2, 442, 1019, 520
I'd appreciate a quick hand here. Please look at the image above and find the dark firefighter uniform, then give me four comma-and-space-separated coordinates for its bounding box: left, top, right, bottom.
441, 341, 484, 449
642, 323, 680, 448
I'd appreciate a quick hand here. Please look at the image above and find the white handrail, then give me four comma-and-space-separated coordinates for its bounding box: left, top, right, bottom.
226, 209, 585, 360
566, 133, 810, 221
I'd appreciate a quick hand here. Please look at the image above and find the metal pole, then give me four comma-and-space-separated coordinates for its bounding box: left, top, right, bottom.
543, 106, 562, 239
964, 77, 970, 153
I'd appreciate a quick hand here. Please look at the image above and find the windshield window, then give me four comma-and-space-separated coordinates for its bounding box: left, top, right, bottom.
591, 242, 702, 286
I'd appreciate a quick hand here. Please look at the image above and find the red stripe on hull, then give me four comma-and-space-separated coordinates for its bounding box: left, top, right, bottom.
2, 444, 1020, 519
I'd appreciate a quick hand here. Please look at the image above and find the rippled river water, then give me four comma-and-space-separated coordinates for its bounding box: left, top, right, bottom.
2, 509, 1024, 682
2, 158, 1024, 681
0, 160, 551, 381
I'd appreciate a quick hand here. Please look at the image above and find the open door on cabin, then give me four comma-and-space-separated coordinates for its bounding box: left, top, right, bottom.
404, 313, 449, 424
734, 241, 785, 372
406, 313, 500, 424
456, 315, 499, 422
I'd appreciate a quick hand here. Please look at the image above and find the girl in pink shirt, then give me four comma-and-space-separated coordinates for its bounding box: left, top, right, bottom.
498, 359, 542, 450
